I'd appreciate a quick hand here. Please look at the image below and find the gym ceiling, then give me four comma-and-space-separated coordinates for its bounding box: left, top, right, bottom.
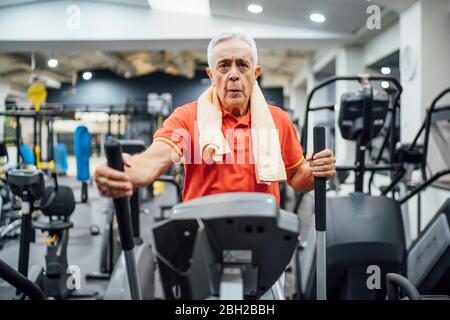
0, 0, 415, 93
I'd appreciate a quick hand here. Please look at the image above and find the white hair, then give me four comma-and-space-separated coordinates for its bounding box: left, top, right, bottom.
207, 28, 258, 68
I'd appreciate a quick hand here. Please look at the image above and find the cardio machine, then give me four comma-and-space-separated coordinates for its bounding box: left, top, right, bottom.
298, 75, 407, 300
378, 87, 450, 297
102, 127, 328, 300
298, 77, 450, 300
386, 199, 450, 303
152, 192, 299, 300
0, 170, 45, 299
0, 169, 97, 299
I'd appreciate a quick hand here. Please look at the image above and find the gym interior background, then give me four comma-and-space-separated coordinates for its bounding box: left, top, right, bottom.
0, 0, 449, 303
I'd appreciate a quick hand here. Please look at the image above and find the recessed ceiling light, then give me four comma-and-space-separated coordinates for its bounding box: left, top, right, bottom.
248, 4, 263, 14
82, 71, 92, 80
147, 0, 211, 16
381, 67, 391, 75
381, 81, 390, 89
310, 13, 325, 23
47, 58, 58, 68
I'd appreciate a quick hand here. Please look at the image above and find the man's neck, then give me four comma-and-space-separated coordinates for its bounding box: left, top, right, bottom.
225, 102, 249, 118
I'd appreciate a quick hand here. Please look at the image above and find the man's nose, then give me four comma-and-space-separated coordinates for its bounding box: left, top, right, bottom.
228, 65, 239, 81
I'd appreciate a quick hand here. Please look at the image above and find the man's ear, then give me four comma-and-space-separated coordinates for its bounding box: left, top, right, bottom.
255, 66, 262, 79
206, 67, 214, 86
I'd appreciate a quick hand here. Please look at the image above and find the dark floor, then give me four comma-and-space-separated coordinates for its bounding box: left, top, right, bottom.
0, 176, 313, 300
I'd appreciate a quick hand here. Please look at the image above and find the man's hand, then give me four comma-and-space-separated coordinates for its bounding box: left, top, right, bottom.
306, 149, 336, 179
94, 153, 134, 198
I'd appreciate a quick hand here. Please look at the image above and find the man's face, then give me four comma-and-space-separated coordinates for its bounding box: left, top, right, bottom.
206, 38, 261, 116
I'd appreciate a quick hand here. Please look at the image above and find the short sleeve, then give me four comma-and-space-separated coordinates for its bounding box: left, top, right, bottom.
278, 111, 304, 170
153, 105, 191, 157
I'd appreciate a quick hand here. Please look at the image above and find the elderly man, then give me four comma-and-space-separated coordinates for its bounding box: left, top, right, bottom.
94, 29, 336, 204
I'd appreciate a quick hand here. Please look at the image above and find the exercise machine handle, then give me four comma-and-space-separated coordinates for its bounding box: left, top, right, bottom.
104, 137, 142, 300
313, 126, 327, 301
313, 126, 326, 232
386, 273, 421, 300
104, 137, 135, 252
0, 258, 45, 300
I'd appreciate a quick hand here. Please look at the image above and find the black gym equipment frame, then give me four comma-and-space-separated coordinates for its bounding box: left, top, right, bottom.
375, 87, 450, 234
0, 258, 45, 300
381, 87, 450, 191
293, 74, 402, 214
0, 101, 157, 164
302, 75, 402, 191
295, 75, 406, 300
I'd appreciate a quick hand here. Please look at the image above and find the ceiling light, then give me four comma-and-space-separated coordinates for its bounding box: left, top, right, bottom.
248, 4, 263, 14
381, 81, 390, 89
381, 67, 391, 75
82, 71, 92, 80
310, 13, 325, 23
147, 0, 210, 16
47, 58, 58, 68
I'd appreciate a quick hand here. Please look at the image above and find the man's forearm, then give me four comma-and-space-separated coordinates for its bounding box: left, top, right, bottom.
288, 162, 314, 192
125, 141, 175, 188
125, 155, 163, 188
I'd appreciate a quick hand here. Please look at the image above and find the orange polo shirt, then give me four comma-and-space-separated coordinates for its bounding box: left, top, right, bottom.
153, 101, 304, 205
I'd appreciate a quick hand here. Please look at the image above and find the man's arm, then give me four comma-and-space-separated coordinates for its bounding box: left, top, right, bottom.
95, 140, 178, 198
286, 160, 314, 193
125, 141, 178, 187
286, 149, 336, 192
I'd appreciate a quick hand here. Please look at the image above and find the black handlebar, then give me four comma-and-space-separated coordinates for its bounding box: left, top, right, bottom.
314, 126, 327, 232
409, 87, 450, 151
386, 273, 421, 300
400, 169, 450, 204
0, 258, 45, 300
104, 137, 135, 251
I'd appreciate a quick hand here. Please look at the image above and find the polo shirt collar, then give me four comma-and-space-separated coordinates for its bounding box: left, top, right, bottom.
218, 102, 251, 126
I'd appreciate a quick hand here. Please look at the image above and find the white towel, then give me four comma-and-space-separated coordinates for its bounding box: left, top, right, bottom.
197, 83, 286, 183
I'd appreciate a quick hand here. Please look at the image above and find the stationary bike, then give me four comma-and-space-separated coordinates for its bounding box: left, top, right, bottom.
5, 169, 97, 299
